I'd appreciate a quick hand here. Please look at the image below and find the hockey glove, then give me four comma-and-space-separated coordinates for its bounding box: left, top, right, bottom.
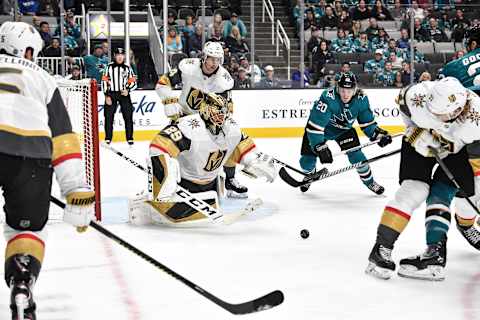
313, 142, 333, 164
405, 127, 447, 158
242, 152, 277, 183
371, 127, 392, 148
63, 188, 95, 228
162, 97, 183, 119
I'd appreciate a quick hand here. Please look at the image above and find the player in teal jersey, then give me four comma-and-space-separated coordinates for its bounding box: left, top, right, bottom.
299, 73, 393, 194
441, 25, 480, 94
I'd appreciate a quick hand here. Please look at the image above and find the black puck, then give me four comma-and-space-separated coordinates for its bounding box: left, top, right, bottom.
300, 229, 309, 239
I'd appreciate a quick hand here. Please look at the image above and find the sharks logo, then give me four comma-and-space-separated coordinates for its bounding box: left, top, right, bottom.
331, 109, 354, 129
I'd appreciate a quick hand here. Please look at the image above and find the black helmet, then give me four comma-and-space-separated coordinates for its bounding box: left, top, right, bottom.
114, 47, 125, 55
466, 25, 480, 46
337, 72, 357, 89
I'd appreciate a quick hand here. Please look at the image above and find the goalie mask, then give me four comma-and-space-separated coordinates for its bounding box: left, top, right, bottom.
199, 93, 230, 135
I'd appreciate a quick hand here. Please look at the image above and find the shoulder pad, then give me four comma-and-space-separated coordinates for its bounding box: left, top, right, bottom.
216, 67, 234, 90
176, 114, 205, 136
178, 58, 201, 75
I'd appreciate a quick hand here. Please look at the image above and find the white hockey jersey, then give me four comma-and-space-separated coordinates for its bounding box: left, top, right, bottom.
398, 81, 480, 154
156, 58, 234, 116
150, 113, 255, 183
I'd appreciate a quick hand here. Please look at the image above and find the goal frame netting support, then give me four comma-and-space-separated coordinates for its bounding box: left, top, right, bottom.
57, 78, 101, 221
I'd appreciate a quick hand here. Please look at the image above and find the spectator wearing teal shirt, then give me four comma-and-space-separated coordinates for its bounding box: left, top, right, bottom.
353, 32, 371, 53
84, 45, 109, 84
223, 13, 247, 39
331, 28, 354, 53
364, 49, 385, 74
376, 61, 396, 87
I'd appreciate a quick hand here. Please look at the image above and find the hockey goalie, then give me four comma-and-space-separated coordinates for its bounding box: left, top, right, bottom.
129, 92, 276, 227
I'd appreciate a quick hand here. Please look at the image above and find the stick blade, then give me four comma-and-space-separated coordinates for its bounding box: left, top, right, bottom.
227, 290, 285, 315
279, 167, 302, 187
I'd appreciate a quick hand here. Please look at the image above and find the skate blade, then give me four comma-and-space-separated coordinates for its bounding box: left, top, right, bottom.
15, 293, 29, 320
226, 190, 248, 199
365, 262, 393, 280
397, 265, 445, 281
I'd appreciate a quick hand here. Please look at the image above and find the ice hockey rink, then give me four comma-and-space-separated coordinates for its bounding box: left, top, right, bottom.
1, 136, 480, 320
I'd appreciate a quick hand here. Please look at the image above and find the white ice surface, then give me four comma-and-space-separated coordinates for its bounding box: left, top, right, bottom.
1, 137, 480, 320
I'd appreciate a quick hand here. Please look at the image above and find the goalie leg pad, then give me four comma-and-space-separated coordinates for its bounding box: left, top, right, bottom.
147, 154, 180, 201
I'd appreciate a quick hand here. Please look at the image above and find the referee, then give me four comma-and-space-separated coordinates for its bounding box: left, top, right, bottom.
101, 47, 137, 145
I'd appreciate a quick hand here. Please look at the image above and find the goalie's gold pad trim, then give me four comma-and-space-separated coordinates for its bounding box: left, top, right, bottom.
150, 135, 181, 157
51, 133, 82, 166
157, 74, 172, 87
147, 200, 218, 223
6, 233, 45, 264
162, 97, 179, 105
152, 155, 168, 199
469, 158, 480, 176
225, 134, 256, 166
456, 214, 475, 227
66, 191, 95, 206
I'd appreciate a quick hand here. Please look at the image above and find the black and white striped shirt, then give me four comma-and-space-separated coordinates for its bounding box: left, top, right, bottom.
101, 62, 137, 93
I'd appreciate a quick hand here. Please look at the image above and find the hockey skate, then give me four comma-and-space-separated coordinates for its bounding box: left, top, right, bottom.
10, 280, 36, 320
397, 241, 446, 281
367, 181, 385, 195
456, 216, 480, 250
300, 168, 328, 193
365, 243, 396, 280
225, 178, 248, 198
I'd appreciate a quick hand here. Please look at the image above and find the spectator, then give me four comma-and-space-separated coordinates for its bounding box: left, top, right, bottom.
371, 0, 393, 21
225, 26, 249, 55
419, 71, 432, 82
331, 28, 354, 53
166, 11, 179, 33
394, 71, 403, 88
188, 24, 204, 57
411, 1, 425, 20
319, 6, 338, 30
376, 61, 396, 86
338, 9, 352, 31
39, 21, 52, 48
333, 0, 344, 17
208, 14, 225, 39
364, 49, 385, 74
66, 64, 82, 80
259, 65, 279, 88
311, 40, 334, 83
226, 55, 240, 76
351, 20, 363, 39
371, 27, 389, 50
365, 17, 380, 41
351, 0, 371, 21
55, 10, 81, 40
223, 12, 247, 39
304, 9, 320, 32
404, 47, 425, 63
166, 28, 183, 54
239, 56, 261, 83
384, 39, 402, 59
438, 10, 452, 31
451, 9, 469, 42
335, 62, 351, 81
427, 18, 449, 42
452, 49, 465, 60
208, 25, 224, 42
323, 70, 336, 88
387, 51, 403, 70
391, 0, 407, 20
234, 67, 250, 88
307, 27, 324, 53
42, 37, 61, 57
101, 41, 109, 59
32, 16, 41, 32
181, 15, 196, 48
129, 49, 138, 76
396, 28, 410, 50
84, 44, 109, 84
312, 1, 326, 19
18, 0, 40, 15
400, 62, 418, 86
63, 28, 79, 56
413, 17, 429, 42
353, 32, 371, 53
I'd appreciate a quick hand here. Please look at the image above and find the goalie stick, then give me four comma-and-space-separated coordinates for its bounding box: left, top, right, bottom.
273, 133, 403, 177
101, 143, 261, 225
279, 148, 401, 188
49, 196, 284, 315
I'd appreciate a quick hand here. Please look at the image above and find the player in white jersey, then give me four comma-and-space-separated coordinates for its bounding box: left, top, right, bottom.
129, 93, 276, 227
366, 77, 480, 281
0, 22, 95, 319
156, 42, 250, 198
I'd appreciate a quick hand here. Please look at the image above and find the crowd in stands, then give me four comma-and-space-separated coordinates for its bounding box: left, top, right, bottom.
289, 0, 480, 88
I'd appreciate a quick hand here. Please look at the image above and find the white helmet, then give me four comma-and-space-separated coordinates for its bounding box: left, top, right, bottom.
0, 21, 44, 60
426, 77, 469, 121
202, 41, 224, 65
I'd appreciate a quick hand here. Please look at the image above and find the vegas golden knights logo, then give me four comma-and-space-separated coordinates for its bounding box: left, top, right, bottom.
204, 150, 227, 172
187, 88, 205, 110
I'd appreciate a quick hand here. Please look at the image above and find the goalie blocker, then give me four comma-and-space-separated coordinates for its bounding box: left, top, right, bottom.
129, 93, 276, 227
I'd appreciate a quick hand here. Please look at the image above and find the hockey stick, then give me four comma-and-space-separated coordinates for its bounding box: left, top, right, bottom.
101, 143, 261, 225
49, 196, 284, 314
279, 148, 401, 188
429, 147, 480, 215
273, 133, 404, 177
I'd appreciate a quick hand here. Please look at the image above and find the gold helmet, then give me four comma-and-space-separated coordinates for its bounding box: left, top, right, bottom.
199, 93, 230, 135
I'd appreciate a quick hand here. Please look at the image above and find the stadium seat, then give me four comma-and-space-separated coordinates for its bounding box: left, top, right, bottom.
196, 8, 214, 17
444, 52, 456, 62
415, 42, 435, 54
178, 8, 196, 19
335, 53, 359, 64
429, 63, 444, 77
388, 31, 401, 40
358, 53, 375, 64
176, 0, 194, 8
357, 73, 375, 87
323, 30, 337, 41
378, 20, 397, 31
324, 63, 342, 74
434, 42, 455, 53
349, 64, 363, 74
454, 42, 465, 51
170, 52, 188, 68
413, 63, 428, 74
424, 53, 445, 64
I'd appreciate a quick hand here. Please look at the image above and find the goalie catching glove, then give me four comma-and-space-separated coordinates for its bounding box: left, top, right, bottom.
241, 152, 277, 183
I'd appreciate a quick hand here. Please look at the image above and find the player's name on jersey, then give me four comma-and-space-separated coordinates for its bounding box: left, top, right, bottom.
0, 55, 42, 72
